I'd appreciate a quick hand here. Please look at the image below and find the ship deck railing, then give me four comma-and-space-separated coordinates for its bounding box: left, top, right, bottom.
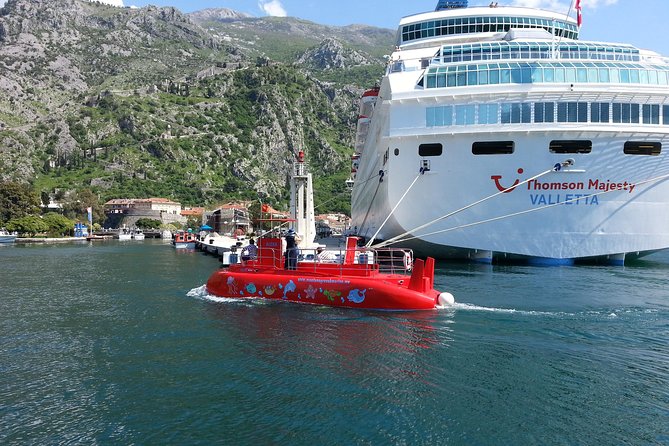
241, 246, 415, 277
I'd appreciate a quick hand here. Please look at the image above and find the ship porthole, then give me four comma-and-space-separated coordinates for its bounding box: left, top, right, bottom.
394, 148, 399, 156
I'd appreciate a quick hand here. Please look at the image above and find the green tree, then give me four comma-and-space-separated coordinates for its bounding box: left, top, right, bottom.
0, 182, 40, 224
42, 212, 74, 237
61, 188, 102, 222
135, 218, 161, 229
6, 215, 48, 237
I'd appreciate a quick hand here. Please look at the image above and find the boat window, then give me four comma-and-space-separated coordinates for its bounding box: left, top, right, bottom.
549, 140, 592, 154
534, 102, 555, 123
613, 103, 640, 124
419, 143, 443, 157
642, 104, 660, 125
591, 103, 610, 123
472, 141, 514, 155
664, 105, 669, 125
624, 142, 661, 156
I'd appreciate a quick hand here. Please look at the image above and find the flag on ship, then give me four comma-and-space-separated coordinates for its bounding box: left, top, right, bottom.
575, 0, 582, 27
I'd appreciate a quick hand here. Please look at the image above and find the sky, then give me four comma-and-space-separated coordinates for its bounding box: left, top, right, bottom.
1, 0, 667, 55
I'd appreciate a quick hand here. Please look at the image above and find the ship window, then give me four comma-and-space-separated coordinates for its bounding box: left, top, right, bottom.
557, 102, 587, 123
591, 103, 610, 123
479, 104, 499, 124
664, 105, 669, 125
455, 105, 476, 125
642, 104, 660, 125
624, 142, 661, 156
534, 102, 555, 123
549, 140, 592, 154
419, 143, 443, 157
472, 141, 514, 155
613, 103, 640, 124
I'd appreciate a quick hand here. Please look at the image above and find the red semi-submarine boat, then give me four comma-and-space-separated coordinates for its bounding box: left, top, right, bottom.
205, 150, 454, 310
206, 236, 455, 310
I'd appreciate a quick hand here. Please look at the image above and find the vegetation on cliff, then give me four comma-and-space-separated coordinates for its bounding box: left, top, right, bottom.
0, 0, 392, 216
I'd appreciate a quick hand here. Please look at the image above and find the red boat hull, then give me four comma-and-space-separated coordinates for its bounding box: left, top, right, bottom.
206, 267, 440, 310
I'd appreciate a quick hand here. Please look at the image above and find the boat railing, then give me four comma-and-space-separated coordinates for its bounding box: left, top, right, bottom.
246, 245, 414, 276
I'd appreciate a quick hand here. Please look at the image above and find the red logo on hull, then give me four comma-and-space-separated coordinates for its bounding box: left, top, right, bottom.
491, 168, 524, 193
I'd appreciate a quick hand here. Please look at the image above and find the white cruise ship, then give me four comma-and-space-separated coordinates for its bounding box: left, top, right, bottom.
349, 0, 669, 265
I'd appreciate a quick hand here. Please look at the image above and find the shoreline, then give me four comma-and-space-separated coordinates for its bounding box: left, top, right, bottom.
15, 236, 114, 244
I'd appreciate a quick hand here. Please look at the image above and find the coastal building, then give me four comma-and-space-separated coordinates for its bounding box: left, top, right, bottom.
181, 207, 206, 221
316, 213, 350, 237
103, 198, 185, 228
205, 203, 252, 236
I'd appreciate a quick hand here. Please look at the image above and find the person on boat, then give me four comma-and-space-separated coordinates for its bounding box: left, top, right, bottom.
284, 229, 299, 270
241, 238, 258, 262
316, 246, 337, 263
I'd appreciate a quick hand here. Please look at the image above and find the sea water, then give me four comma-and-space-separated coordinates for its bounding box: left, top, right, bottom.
1, 240, 667, 445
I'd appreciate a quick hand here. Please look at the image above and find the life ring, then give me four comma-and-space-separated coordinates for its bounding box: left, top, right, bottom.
403, 251, 412, 271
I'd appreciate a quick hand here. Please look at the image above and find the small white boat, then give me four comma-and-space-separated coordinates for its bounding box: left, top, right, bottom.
118, 228, 132, 240
132, 229, 145, 240
0, 229, 17, 244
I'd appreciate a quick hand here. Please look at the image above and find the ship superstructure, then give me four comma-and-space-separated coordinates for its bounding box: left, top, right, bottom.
349, 0, 669, 264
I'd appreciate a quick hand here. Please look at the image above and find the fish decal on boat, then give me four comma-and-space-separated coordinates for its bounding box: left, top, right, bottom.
346, 289, 367, 304
282, 280, 296, 299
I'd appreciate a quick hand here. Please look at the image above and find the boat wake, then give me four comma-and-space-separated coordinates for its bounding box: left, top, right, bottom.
186, 285, 267, 305
444, 302, 659, 319
447, 302, 556, 316
186, 285, 248, 304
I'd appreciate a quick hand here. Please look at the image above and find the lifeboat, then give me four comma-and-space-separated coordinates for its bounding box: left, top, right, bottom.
206, 236, 455, 311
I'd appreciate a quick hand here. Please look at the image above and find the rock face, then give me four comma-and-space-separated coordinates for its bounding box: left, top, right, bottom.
188, 8, 253, 23
297, 38, 375, 70
0, 0, 391, 210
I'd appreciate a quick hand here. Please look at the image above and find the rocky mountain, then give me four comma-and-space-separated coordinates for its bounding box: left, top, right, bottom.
0, 0, 394, 212
188, 12, 394, 64
296, 38, 376, 70
188, 8, 253, 23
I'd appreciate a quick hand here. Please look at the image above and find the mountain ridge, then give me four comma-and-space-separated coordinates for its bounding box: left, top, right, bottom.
0, 0, 394, 213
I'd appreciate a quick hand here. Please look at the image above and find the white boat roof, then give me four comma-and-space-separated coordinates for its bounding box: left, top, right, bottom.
399, 6, 578, 27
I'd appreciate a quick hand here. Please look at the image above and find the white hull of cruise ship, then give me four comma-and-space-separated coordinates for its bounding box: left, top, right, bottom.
350, 2, 669, 264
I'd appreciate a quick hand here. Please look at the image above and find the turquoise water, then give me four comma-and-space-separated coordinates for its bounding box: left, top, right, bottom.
1, 240, 668, 445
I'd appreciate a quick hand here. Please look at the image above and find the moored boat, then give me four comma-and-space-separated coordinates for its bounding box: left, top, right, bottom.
0, 229, 17, 244
173, 231, 197, 249
206, 236, 454, 311
349, 0, 669, 265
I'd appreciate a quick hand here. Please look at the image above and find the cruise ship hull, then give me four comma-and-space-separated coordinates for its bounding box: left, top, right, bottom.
352, 130, 669, 264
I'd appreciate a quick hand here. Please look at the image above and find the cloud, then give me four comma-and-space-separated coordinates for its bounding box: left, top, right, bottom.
259, 0, 287, 17
0, 0, 6, 6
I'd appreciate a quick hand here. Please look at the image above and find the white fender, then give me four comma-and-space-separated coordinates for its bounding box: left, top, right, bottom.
438, 292, 455, 306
